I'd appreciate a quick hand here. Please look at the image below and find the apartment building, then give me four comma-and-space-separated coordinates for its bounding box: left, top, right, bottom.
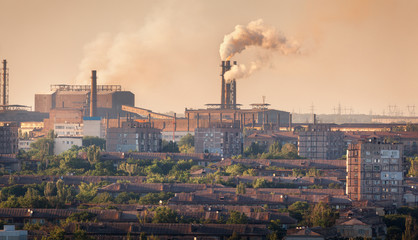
0, 122, 19, 154
194, 122, 242, 158
346, 138, 404, 206
298, 124, 345, 160
106, 121, 161, 152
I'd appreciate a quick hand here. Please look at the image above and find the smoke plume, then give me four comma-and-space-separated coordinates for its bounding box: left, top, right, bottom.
220, 19, 300, 80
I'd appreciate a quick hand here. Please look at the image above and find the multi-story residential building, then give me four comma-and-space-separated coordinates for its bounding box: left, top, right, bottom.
194, 122, 242, 158
54, 137, 83, 155
106, 121, 161, 152
346, 138, 404, 206
54, 123, 83, 137
298, 124, 345, 160
0, 122, 18, 154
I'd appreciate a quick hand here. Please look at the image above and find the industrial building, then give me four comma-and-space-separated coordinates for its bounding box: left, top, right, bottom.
106, 120, 162, 152
298, 120, 345, 160
346, 138, 404, 207
34, 71, 134, 118
0, 122, 19, 154
194, 122, 242, 157
184, 60, 290, 130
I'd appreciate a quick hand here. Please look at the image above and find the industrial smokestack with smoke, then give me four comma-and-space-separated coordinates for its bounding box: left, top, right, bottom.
220, 19, 300, 80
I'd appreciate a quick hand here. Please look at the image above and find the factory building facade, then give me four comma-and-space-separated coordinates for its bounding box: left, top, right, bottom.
346, 138, 404, 206
35, 84, 134, 118
194, 122, 242, 158
106, 121, 162, 152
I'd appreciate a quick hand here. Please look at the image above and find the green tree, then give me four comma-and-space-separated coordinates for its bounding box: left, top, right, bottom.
82, 136, 106, 149
225, 164, 247, 176
308, 202, 337, 228
178, 134, 195, 153
281, 143, 298, 158
73, 229, 94, 240
253, 178, 269, 188
244, 142, 267, 157
152, 207, 179, 223
66, 212, 97, 223
288, 201, 309, 222
236, 182, 246, 194
227, 232, 240, 240
139, 192, 174, 205
86, 145, 101, 165
29, 137, 54, 159
92, 192, 113, 203
44, 182, 57, 197
76, 182, 98, 203
268, 219, 286, 240
118, 162, 139, 176
227, 211, 248, 224
269, 142, 282, 155
402, 215, 418, 240
56, 179, 73, 204
48, 226, 65, 240
161, 140, 179, 153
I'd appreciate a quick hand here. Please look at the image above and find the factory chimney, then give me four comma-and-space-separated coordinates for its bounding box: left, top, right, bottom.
220, 60, 237, 109
2, 60, 8, 107
90, 70, 97, 117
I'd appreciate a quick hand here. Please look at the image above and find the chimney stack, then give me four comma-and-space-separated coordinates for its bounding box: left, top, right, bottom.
220, 60, 238, 110
90, 70, 97, 117
2, 60, 8, 107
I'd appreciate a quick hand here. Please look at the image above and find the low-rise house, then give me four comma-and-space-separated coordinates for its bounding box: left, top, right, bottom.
336, 217, 386, 239
336, 207, 387, 239
64, 223, 270, 240
284, 228, 324, 240
97, 183, 214, 196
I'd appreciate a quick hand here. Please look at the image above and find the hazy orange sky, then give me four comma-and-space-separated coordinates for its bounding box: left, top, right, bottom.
1, 0, 418, 115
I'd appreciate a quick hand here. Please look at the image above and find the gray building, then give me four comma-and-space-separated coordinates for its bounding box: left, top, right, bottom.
106, 121, 161, 152
346, 138, 404, 206
298, 124, 345, 160
194, 122, 242, 158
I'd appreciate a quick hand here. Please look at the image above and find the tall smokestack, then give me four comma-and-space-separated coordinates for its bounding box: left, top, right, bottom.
90, 70, 97, 117
221, 61, 226, 109
2, 60, 8, 107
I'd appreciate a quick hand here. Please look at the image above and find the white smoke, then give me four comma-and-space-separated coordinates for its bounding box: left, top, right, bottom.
220, 19, 300, 80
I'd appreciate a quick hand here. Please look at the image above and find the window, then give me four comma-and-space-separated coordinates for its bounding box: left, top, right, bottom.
373, 165, 380, 171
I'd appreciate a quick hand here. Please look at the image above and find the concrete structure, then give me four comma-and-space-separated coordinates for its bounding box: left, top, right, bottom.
83, 117, 105, 138
0, 122, 18, 154
34, 84, 134, 118
106, 121, 161, 152
43, 108, 84, 134
298, 124, 345, 160
346, 138, 404, 206
54, 123, 83, 137
54, 137, 82, 155
194, 122, 242, 158
19, 122, 44, 138
18, 140, 35, 151
0, 225, 27, 240
161, 131, 193, 142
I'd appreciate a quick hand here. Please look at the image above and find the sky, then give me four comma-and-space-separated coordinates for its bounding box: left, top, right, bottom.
1, 0, 418, 115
